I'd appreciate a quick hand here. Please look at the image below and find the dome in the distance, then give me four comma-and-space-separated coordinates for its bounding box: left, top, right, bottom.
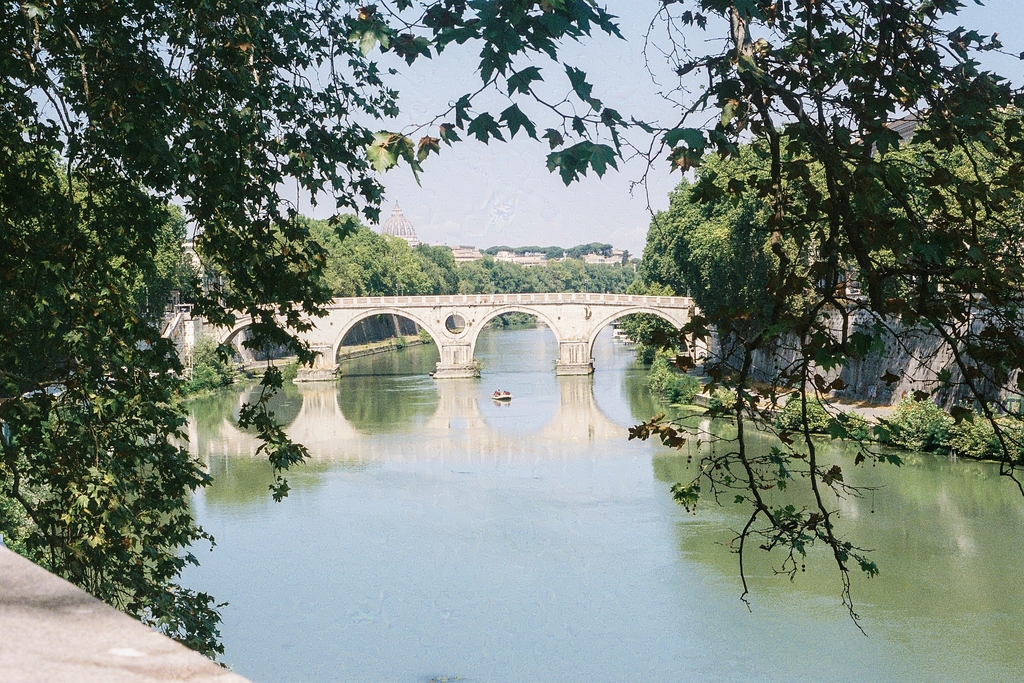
379, 203, 420, 247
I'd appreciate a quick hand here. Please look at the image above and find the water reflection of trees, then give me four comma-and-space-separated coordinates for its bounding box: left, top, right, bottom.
651, 419, 1024, 670
187, 382, 303, 436
336, 340, 439, 376
336, 375, 440, 433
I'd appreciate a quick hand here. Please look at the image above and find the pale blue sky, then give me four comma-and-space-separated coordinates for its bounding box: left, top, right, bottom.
303, 0, 1023, 254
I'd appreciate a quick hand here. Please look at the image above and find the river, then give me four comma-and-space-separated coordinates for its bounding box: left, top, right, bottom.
183, 326, 1024, 682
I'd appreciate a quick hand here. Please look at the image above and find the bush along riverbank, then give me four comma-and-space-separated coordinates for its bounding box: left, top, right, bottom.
637, 349, 1023, 464
881, 397, 1024, 461
180, 339, 235, 395
645, 350, 702, 405
770, 393, 1024, 463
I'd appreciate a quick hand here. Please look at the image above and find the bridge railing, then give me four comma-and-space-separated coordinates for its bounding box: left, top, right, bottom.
327, 293, 694, 308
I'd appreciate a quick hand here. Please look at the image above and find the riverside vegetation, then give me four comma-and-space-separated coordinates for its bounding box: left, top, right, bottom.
638, 344, 1024, 466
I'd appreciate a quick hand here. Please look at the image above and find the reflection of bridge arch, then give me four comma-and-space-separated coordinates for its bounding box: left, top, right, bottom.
211, 293, 697, 380
190, 375, 627, 464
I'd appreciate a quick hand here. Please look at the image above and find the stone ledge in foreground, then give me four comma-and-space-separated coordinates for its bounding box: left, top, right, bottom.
0, 545, 250, 683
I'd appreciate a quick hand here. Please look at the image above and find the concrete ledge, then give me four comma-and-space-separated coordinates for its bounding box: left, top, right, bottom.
336, 336, 423, 362
0, 546, 250, 683
432, 364, 480, 379
294, 366, 339, 382
554, 362, 595, 376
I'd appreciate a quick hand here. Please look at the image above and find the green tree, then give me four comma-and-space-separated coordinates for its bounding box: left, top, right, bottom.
184, 339, 236, 395
618, 283, 682, 359
414, 245, 460, 295
308, 218, 442, 297
885, 398, 954, 453
1, 0, 624, 657
636, 154, 775, 330
647, 352, 702, 404
0, 152, 222, 654
627, 0, 1024, 624
457, 258, 498, 294
566, 242, 613, 259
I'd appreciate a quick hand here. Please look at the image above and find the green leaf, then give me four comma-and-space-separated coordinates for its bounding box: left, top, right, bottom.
500, 104, 537, 139
454, 95, 473, 129
466, 112, 505, 143
668, 146, 703, 173
565, 65, 602, 111
417, 136, 440, 162
670, 482, 701, 513
507, 66, 543, 95
588, 143, 617, 176
366, 132, 422, 181
366, 132, 401, 171
663, 127, 705, 150
352, 27, 391, 56
543, 129, 564, 149
546, 141, 618, 185
439, 123, 461, 145
391, 33, 432, 65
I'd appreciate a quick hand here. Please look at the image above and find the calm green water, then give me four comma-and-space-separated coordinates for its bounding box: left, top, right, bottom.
183, 327, 1024, 682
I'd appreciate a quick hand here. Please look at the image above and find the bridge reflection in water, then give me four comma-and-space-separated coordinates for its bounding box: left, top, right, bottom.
189, 373, 627, 467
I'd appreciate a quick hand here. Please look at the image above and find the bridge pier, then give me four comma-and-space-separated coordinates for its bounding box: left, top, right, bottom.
554, 340, 594, 376
295, 343, 338, 382
433, 342, 479, 379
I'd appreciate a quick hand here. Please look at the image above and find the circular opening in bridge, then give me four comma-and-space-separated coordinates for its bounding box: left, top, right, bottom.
445, 314, 466, 334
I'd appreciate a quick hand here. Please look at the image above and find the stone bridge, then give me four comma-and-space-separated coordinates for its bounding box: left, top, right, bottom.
215, 292, 697, 380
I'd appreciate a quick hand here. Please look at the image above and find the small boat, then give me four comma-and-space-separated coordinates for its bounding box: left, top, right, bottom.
492, 389, 512, 402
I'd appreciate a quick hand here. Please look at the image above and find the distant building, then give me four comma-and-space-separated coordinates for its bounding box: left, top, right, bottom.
451, 245, 483, 263
181, 240, 202, 271
378, 203, 420, 247
582, 249, 625, 266
495, 250, 547, 267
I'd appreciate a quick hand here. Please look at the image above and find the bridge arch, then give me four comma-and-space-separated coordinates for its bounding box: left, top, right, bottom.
466, 305, 563, 360
217, 316, 253, 347
585, 306, 691, 361
216, 315, 299, 363
330, 307, 447, 362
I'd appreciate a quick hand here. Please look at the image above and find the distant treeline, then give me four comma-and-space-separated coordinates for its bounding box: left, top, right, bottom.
481, 242, 627, 261
302, 216, 636, 297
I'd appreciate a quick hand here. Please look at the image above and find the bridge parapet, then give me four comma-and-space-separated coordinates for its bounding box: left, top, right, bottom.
326, 292, 695, 308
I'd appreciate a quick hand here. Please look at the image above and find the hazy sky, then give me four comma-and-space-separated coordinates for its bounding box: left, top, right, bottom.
303, 0, 1023, 255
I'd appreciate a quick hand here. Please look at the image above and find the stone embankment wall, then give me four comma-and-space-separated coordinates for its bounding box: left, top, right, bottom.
713, 311, 1019, 409
339, 314, 419, 346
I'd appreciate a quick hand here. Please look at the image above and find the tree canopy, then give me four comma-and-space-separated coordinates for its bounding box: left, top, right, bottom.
298, 215, 636, 296
624, 0, 1024, 624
